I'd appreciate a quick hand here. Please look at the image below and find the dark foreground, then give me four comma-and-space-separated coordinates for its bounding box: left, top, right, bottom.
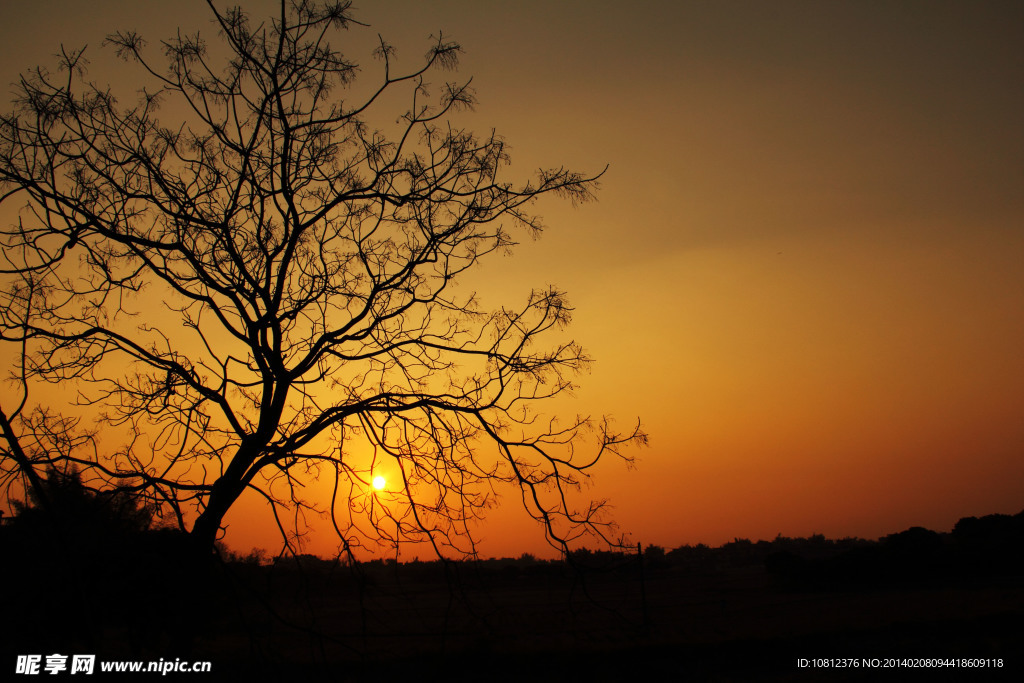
3, 512, 1022, 680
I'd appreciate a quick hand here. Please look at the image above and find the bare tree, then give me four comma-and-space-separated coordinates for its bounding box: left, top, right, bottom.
0, 0, 644, 557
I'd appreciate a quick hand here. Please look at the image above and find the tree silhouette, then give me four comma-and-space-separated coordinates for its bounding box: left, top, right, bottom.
0, 0, 644, 557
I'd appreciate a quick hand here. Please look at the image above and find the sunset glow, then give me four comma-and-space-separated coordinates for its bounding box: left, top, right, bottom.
1, 0, 1021, 562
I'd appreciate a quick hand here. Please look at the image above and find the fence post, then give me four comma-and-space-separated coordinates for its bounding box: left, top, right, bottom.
638, 542, 650, 634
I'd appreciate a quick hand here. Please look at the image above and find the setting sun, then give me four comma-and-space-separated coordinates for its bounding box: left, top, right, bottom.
372, 476, 386, 491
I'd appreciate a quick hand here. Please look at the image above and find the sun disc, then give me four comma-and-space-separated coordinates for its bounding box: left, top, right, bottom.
372, 475, 386, 491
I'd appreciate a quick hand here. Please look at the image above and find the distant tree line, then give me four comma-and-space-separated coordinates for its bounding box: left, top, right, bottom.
6, 468, 1020, 587
218, 511, 1024, 588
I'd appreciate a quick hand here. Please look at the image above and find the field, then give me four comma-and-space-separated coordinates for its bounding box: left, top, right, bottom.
4, 514, 1021, 680
200, 522, 1024, 681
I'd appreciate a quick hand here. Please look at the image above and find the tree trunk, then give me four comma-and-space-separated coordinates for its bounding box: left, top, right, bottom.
189, 465, 251, 554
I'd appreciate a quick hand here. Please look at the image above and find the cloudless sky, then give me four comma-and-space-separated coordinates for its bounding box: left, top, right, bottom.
2, 0, 1022, 558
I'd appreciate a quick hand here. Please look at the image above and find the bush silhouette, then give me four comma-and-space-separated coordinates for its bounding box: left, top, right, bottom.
1, 468, 216, 656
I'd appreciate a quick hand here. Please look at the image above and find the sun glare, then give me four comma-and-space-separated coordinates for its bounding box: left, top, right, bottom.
372, 475, 386, 491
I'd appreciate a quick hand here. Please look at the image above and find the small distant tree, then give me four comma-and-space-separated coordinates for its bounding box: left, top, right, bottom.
0, 0, 644, 557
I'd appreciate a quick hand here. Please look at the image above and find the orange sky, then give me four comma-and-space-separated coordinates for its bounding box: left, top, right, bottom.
2, 0, 1022, 559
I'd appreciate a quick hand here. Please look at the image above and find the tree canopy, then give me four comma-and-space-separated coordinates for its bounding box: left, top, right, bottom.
0, 0, 644, 557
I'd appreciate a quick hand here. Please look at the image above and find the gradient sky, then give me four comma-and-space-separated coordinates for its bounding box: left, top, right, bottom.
2, 0, 1022, 558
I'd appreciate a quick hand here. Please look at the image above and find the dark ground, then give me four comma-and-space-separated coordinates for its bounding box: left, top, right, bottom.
215, 560, 1020, 681
4, 511, 1022, 681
